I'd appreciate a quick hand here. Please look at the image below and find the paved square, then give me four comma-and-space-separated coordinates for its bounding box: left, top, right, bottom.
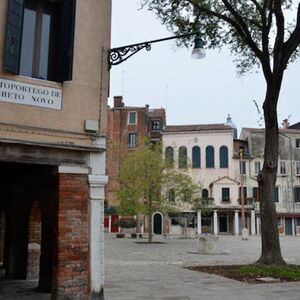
105, 234, 300, 300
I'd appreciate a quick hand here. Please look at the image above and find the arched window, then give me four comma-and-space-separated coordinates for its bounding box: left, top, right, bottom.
192, 146, 201, 168
178, 146, 187, 168
202, 189, 209, 198
206, 146, 215, 168
165, 147, 174, 167
168, 189, 175, 202
220, 146, 229, 168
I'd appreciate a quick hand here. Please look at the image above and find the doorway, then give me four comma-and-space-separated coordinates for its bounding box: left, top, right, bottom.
219, 216, 228, 233
153, 213, 162, 234
285, 218, 293, 235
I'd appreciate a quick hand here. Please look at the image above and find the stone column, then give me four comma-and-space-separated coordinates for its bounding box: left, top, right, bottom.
197, 211, 202, 235
213, 210, 218, 235
251, 210, 256, 235
89, 174, 108, 299
256, 216, 261, 235
234, 210, 239, 236
88, 148, 108, 299
108, 215, 112, 233
292, 218, 296, 236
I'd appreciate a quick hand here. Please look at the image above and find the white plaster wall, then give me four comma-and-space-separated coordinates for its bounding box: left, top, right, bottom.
163, 130, 235, 190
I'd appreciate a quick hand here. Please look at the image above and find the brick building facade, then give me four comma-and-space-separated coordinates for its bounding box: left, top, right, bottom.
105, 96, 165, 232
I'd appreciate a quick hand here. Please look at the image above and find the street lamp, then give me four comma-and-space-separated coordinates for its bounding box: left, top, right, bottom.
108, 32, 205, 68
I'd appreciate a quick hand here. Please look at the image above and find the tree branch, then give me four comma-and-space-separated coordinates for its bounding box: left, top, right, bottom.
273, 0, 285, 72
283, 3, 300, 65
221, 0, 265, 61
250, 0, 264, 18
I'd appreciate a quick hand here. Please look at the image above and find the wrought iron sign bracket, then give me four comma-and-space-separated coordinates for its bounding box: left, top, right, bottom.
108, 32, 199, 69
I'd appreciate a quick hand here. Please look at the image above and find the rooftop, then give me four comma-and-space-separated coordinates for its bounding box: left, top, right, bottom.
164, 124, 233, 133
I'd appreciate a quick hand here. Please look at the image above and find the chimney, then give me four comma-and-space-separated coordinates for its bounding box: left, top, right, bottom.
114, 96, 124, 108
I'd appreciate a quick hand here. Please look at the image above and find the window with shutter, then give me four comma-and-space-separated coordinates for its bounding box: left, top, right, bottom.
192, 146, 200, 168
219, 146, 228, 168
253, 187, 258, 200
222, 188, 230, 201
4, 0, 76, 82
274, 187, 279, 202
178, 146, 187, 168
3, 0, 24, 74
165, 147, 174, 167
206, 146, 215, 168
294, 187, 300, 203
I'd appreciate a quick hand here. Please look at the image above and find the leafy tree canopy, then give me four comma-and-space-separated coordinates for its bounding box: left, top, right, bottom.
141, 0, 300, 75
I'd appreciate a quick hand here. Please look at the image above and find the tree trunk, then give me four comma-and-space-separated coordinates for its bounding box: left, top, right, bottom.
148, 194, 153, 243
257, 73, 286, 265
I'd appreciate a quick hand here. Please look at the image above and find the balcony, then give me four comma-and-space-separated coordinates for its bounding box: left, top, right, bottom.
237, 197, 256, 206
221, 197, 231, 203
200, 198, 214, 206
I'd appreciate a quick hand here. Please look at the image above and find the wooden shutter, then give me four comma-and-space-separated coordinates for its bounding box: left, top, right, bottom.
3, 0, 24, 74
58, 0, 76, 82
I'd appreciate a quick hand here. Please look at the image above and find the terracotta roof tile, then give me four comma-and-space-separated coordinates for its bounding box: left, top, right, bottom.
242, 127, 300, 133
164, 124, 233, 132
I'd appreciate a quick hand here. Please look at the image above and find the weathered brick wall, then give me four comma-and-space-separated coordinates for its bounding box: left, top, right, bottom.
53, 174, 90, 299
27, 201, 41, 279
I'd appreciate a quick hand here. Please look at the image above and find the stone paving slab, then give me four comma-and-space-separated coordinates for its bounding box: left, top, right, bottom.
104, 234, 300, 300
1, 234, 300, 299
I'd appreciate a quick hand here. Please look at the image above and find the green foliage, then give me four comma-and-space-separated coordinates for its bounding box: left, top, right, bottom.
114, 219, 137, 228
240, 265, 300, 279
141, 0, 300, 74
117, 140, 201, 236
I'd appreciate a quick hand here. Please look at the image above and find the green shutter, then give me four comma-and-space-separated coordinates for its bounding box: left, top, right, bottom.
58, 0, 76, 82
179, 146, 187, 168
222, 188, 230, 201
206, 146, 215, 168
192, 146, 200, 168
3, 0, 24, 74
220, 146, 228, 168
274, 187, 279, 202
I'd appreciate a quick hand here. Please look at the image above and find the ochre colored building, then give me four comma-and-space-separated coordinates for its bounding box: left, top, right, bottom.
0, 0, 111, 298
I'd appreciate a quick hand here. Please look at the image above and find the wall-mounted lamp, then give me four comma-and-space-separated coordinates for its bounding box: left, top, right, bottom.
108, 32, 205, 69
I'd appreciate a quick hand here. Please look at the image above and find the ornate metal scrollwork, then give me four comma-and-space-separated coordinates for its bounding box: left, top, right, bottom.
109, 43, 151, 68
108, 32, 199, 69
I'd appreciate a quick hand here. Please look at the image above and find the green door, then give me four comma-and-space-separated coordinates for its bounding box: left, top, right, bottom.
153, 213, 162, 234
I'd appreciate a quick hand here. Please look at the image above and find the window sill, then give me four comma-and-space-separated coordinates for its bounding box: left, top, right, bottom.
10, 74, 63, 89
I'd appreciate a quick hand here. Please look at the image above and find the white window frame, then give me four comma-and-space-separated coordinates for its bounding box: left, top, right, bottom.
279, 161, 287, 176
240, 161, 246, 175
296, 139, 300, 149
128, 111, 137, 125
254, 161, 261, 175
128, 133, 137, 148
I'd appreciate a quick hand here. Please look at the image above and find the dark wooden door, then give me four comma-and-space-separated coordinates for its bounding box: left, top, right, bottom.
153, 213, 162, 234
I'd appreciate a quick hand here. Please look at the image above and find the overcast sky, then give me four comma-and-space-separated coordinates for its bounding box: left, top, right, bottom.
109, 0, 300, 133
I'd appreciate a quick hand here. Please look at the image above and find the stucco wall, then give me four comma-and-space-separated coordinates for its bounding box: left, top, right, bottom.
163, 130, 234, 187
0, 0, 111, 146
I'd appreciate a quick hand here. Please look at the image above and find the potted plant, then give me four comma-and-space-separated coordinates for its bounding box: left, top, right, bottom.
114, 219, 137, 238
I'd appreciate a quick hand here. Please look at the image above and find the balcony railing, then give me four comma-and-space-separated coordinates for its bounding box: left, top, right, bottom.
237, 197, 256, 206
198, 198, 214, 206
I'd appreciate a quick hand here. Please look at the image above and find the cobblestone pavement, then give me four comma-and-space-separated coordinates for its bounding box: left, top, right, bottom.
104, 234, 300, 300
